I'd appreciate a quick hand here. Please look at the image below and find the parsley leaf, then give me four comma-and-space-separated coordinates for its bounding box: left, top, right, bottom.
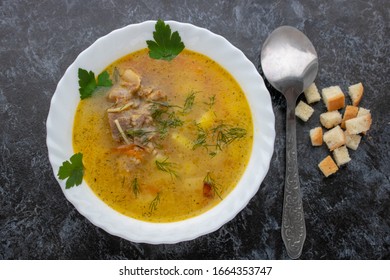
97, 71, 113, 87
146, 19, 185, 61
78, 68, 112, 99
57, 152, 84, 189
78, 69, 96, 99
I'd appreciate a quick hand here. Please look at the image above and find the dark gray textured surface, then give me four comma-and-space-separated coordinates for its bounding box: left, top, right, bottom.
1, 0, 389, 259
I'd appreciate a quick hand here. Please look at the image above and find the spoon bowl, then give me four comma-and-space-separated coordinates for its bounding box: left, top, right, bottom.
261, 26, 318, 94
261, 26, 318, 259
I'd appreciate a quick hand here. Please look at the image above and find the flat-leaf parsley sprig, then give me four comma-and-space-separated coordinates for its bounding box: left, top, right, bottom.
146, 19, 185, 61
57, 152, 84, 189
78, 68, 113, 99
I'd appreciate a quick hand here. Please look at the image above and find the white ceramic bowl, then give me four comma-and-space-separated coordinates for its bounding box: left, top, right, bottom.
46, 20, 275, 244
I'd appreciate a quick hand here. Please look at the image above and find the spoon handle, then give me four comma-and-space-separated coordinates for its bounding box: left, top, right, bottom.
282, 93, 306, 259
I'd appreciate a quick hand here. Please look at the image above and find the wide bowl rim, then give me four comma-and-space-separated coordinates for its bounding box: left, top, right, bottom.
46, 20, 275, 244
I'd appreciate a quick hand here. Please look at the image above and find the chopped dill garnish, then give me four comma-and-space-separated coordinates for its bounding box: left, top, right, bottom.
192, 123, 247, 156
213, 124, 247, 150
131, 177, 140, 198
156, 112, 184, 139
123, 177, 140, 198
204, 95, 216, 108
155, 158, 179, 178
151, 106, 166, 120
149, 192, 161, 212
210, 125, 246, 155
182, 90, 196, 114
209, 151, 217, 158
161, 112, 183, 128
203, 172, 222, 200
192, 124, 208, 150
126, 128, 153, 139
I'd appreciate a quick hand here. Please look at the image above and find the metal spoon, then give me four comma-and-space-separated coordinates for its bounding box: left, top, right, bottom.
261, 26, 318, 259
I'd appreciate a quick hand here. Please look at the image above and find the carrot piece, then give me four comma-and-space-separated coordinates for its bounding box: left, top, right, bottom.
114, 144, 145, 160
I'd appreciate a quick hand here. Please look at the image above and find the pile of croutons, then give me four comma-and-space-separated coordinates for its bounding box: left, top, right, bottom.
295, 82, 372, 177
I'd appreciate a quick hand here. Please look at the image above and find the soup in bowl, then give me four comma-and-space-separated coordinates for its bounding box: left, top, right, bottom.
47, 21, 275, 243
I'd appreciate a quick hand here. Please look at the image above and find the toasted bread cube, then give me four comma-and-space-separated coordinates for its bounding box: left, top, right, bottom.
341, 105, 359, 129
321, 86, 345, 111
310, 127, 323, 146
304, 83, 321, 104
348, 82, 364, 106
344, 130, 362, 150
353, 108, 372, 135
320, 110, 342, 129
318, 155, 339, 177
332, 145, 351, 166
357, 107, 370, 117
345, 114, 372, 134
295, 100, 314, 122
323, 125, 346, 151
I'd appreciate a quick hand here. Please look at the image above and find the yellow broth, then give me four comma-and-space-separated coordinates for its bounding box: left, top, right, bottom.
73, 49, 253, 222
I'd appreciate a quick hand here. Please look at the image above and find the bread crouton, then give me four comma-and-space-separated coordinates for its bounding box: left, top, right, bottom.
295, 100, 314, 122
318, 155, 339, 177
310, 127, 323, 146
320, 110, 342, 129
357, 107, 370, 117
348, 82, 364, 106
344, 130, 362, 150
345, 114, 372, 134
321, 86, 345, 111
323, 125, 346, 151
341, 105, 359, 129
333, 145, 351, 166
304, 83, 321, 104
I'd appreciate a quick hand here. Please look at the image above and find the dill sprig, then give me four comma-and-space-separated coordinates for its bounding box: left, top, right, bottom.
157, 112, 184, 138
192, 123, 208, 150
213, 124, 247, 150
149, 192, 161, 212
123, 177, 140, 198
204, 95, 216, 109
203, 172, 222, 200
147, 90, 199, 141
182, 90, 196, 114
151, 106, 166, 120
126, 128, 153, 139
192, 123, 247, 156
131, 177, 140, 198
149, 100, 184, 139
155, 158, 179, 178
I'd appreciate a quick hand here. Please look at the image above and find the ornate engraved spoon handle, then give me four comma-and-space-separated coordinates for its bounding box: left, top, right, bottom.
282, 93, 306, 259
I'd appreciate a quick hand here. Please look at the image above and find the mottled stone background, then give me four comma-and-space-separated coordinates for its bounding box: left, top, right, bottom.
0, 0, 389, 259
